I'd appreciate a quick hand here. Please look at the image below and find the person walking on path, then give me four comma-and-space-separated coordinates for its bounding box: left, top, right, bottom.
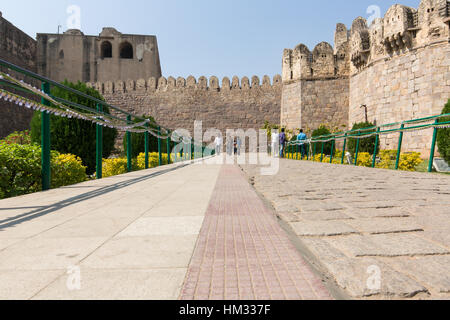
271, 130, 279, 157
236, 136, 242, 156
297, 129, 307, 160
279, 128, 286, 158
214, 136, 222, 156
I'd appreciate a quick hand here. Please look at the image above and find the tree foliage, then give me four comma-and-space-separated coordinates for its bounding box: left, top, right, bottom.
122, 116, 173, 158
437, 100, 450, 164
30, 81, 117, 174
311, 125, 335, 156
347, 122, 378, 155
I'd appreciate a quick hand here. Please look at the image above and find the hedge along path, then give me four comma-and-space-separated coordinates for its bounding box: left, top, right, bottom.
0, 58, 214, 189
286, 112, 450, 172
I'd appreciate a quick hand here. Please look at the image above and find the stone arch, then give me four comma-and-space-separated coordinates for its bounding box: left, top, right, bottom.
273, 75, 282, 86
209, 76, 219, 90
176, 77, 186, 88
312, 42, 334, 59
126, 79, 135, 91
101, 41, 112, 58
251, 76, 260, 87
241, 77, 250, 90
222, 77, 231, 90
148, 77, 157, 90
157, 77, 167, 90
198, 76, 208, 89
167, 76, 176, 89
136, 79, 146, 91
186, 76, 197, 88
262, 75, 271, 88
119, 41, 133, 59
232, 76, 240, 89
105, 81, 114, 94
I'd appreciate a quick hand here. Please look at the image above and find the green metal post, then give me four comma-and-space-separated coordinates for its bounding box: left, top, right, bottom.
144, 124, 149, 169
428, 120, 439, 173
313, 142, 316, 160
330, 138, 335, 164
372, 127, 380, 168
395, 124, 405, 170
320, 142, 324, 163
341, 134, 347, 164
354, 136, 360, 166
167, 138, 171, 165
158, 126, 162, 166
126, 115, 132, 173
296, 144, 299, 160
96, 103, 103, 179
41, 82, 51, 191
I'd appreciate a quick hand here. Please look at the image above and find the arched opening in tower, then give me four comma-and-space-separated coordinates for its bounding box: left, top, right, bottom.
101, 41, 112, 58
119, 42, 133, 59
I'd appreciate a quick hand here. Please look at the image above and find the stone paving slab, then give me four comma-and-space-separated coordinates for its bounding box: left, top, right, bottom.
291, 220, 359, 237
180, 165, 333, 300
241, 160, 450, 299
0, 162, 221, 300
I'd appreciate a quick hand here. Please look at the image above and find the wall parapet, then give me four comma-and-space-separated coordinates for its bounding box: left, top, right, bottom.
88, 74, 282, 95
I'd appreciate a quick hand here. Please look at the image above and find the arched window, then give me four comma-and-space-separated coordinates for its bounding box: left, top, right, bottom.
101, 41, 112, 58
59, 50, 64, 59
120, 42, 133, 59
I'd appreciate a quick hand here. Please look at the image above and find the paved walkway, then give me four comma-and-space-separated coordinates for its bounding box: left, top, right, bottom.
242, 160, 450, 299
0, 162, 221, 300
0, 160, 332, 300
180, 165, 332, 300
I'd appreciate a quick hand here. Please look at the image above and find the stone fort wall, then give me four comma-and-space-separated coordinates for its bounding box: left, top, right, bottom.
349, 0, 450, 155
89, 75, 282, 145
281, 0, 450, 156
0, 12, 36, 138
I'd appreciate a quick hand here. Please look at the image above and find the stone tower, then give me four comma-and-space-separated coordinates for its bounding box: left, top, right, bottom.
36, 27, 162, 83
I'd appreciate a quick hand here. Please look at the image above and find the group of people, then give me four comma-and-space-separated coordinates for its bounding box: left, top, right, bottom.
214, 136, 242, 156
273, 128, 308, 159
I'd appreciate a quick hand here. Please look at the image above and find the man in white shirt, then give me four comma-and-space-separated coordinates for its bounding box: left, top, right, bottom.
271, 131, 279, 158
214, 136, 222, 156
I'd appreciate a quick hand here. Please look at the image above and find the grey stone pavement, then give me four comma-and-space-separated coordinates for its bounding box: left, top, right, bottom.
0, 161, 221, 300
241, 159, 450, 300
1, 156, 449, 300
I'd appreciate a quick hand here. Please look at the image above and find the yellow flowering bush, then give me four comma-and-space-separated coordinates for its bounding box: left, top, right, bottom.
102, 158, 131, 178
102, 153, 175, 178
355, 152, 372, 167
137, 152, 173, 169
378, 150, 397, 169
52, 153, 87, 188
398, 152, 423, 171
0, 143, 88, 199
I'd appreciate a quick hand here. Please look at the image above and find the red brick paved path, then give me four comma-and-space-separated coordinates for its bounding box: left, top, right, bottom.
180, 165, 333, 300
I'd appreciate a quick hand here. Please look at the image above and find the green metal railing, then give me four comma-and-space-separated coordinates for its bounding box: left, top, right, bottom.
286, 113, 450, 172
0, 58, 213, 190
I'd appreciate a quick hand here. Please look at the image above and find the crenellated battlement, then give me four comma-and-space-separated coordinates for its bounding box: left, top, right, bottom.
88, 74, 282, 95
282, 0, 450, 81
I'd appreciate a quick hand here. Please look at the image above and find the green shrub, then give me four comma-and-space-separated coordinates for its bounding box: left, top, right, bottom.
398, 152, 423, 171
347, 122, 378, 155
0, 143, 42, 198
0, 143, 87, 199
1, 130, 32, 145
122, 116, 173, 158
52, 153, 87, 188
437, 100, 450, 164
311, 125, 335, 156
31, 81, 117, 175
355, 152, 372, 167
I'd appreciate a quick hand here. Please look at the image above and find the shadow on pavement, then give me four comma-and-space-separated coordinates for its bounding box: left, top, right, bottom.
0, 164, 188, 231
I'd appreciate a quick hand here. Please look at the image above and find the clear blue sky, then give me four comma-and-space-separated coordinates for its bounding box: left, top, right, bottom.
1, 0, 420, 80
